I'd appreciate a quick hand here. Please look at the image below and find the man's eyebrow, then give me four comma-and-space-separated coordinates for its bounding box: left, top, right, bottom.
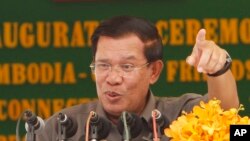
121, 55, 137, 60
95, 59, 109, 62
96, 56, 137, 62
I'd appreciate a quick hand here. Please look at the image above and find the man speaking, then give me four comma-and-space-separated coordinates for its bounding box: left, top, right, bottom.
36, 16, 239, 141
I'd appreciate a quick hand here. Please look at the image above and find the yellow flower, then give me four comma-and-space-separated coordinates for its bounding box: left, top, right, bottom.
165, 99, 250, 141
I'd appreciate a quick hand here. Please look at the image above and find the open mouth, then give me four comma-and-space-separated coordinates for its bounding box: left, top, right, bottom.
105, 91, 122, 102
108, 92, 119, 97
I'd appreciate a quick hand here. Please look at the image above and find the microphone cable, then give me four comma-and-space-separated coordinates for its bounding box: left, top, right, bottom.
152, 110, 159, 141
122, 112, 130, 140
85, 111, 95, 141
15, 110, 30, 141
118, 111, 143, 140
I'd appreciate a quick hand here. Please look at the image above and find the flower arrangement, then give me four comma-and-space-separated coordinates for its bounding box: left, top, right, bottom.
164, 99, 250, 141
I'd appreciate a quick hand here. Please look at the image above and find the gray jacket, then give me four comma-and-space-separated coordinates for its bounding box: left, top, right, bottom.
36, 92, 208, 141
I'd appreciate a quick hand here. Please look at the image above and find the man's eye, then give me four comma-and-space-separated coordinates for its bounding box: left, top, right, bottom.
121, 64, 134, 71
97, 64, 110, 69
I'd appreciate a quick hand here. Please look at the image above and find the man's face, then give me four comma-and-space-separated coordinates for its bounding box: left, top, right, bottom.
94, 34, 153, 117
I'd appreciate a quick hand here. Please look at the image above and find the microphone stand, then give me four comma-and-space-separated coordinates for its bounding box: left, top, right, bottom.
24, 111, 37, 141
57, 113, 67, 141
122, 112, 131, 141
117, 112, 143, 141
89, 112, 99, 141
143, 110, 168, 141
89, 124, 98, 141
87, 111, 111, 141
122, 126, 131, 141
26, 125, 36, 141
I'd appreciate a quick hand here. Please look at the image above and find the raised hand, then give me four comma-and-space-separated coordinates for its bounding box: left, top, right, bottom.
186, 29, 227, 75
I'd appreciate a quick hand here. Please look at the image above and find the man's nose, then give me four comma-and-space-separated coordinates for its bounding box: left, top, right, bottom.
106, 68, 123, 85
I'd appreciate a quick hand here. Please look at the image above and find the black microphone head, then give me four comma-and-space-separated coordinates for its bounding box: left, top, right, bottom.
24, 110, 45, 135
24, 110, 37, 127
117, 111, 143, 139
148, 109, 170, 134
88, 111, 112, 140
56, 113, 78, 139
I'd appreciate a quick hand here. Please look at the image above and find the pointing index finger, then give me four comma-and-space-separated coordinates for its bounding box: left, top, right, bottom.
196, 29, 206, 42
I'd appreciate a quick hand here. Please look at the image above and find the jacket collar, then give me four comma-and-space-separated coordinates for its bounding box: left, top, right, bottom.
96, 90, 156, 122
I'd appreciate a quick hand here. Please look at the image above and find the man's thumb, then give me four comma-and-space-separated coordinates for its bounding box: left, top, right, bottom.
186, 55, 195, 66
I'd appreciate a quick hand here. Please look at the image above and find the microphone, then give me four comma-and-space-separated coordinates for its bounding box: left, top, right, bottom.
142, 110, 169, 141
117, 111, 143, 140
24, 110, 45, 135
56, 113, 78, 140
151, 109, 169, 134
87, 111, 112, 141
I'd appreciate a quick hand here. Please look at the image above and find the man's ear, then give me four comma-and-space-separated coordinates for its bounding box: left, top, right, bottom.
149, 60, 164, 84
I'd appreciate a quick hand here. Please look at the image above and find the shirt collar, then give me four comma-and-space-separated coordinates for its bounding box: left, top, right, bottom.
140, 90, 156, 122
96, 90, 156, 122
96, 101, 107, 118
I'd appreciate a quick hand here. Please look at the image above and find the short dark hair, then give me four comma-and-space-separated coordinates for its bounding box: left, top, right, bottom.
91, 16, 163, 62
